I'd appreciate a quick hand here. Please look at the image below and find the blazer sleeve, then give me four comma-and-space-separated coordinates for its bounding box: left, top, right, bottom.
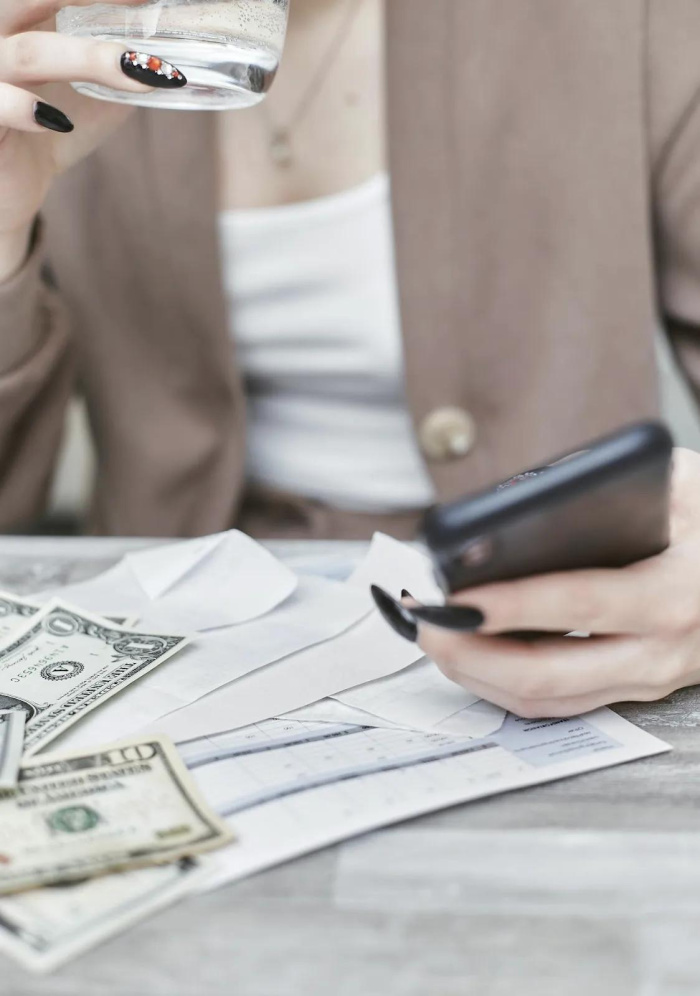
0, 226, 74, 531
650, 0, 700, 408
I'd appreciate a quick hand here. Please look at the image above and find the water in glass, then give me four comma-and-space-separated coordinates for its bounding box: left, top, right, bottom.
56, 0, 290, 110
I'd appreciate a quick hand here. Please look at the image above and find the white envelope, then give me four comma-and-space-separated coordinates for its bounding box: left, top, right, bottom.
286, 695, 506, 741
43, 530, 298, 632
54, 576, 370, 753
151, 533, 439, 742
333, 659, 507, 739
284, 699, 405, 729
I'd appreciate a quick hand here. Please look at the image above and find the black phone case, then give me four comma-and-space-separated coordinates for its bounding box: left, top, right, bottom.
422, 421, 673, 594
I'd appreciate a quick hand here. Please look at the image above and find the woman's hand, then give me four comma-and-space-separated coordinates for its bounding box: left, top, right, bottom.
0, 0, 187, 279
411, 447, 700, 718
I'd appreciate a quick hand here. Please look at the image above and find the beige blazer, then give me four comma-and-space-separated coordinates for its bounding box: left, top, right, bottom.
1, 0, 699, 538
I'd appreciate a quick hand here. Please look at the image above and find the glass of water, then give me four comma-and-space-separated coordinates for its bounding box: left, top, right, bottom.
56, 0, 290, 110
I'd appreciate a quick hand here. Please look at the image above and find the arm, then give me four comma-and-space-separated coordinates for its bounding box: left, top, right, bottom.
0, 223, 73, 531
0, 2, 188, 531
650, 0, 700, 401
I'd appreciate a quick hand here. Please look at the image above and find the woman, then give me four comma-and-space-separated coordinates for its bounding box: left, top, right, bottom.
1, 0, 700, 717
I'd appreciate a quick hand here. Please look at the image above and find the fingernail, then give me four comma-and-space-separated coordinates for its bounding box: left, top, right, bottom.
370, 585, 418, 643
121, 52, 188, 88
33, 101, 74, 134
401, 589, 413, 600
411, 605, 485, 632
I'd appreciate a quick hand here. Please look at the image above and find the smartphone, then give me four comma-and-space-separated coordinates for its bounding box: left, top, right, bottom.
422, 421, 673, 595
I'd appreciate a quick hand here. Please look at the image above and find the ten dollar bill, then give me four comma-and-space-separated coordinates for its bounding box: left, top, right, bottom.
0, 735, 233, 895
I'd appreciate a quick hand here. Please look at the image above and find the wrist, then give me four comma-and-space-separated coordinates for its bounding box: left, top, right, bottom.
0, 225, 33, 285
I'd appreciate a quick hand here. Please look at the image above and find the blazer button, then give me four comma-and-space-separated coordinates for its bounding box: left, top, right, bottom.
418, 407, 477, 462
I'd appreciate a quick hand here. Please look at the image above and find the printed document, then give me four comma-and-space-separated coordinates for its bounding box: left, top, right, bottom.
176, 707, 669, 893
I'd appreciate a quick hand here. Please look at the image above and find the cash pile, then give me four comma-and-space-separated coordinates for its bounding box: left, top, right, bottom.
0, 533, 674, 981
0, 533, 438, 973
0, 592, 232, 972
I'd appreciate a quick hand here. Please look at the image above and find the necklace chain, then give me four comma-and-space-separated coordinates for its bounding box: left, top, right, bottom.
262, 0, 365, 167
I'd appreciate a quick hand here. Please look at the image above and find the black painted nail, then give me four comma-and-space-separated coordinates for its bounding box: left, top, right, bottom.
411, 605, 485, 632
371, 585, 418, 643
121, 51, 187, 88
401, 589, 413, 600
33, 101, 74, 134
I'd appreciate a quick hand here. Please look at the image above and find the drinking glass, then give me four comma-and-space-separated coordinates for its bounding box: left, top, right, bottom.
56, 0, 290, 110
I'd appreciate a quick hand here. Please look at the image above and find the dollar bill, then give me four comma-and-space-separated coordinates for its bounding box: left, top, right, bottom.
0, 601, 189, 756
0, 591, 137, 639
0, 593, 39, 640
0, 858, 210, 973
107, 616, 140, 628
0, 735, 234, 895
0, 711, 24, 789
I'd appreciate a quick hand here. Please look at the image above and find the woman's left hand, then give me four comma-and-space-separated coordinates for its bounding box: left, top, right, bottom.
415, 447, 700, 718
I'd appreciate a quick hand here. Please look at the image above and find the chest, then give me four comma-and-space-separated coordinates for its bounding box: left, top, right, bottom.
219, 173, 402, 396
46, 0, 660, 505
217, 0, 386, 211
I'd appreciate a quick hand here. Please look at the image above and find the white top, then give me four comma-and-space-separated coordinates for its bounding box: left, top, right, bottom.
218, 173, 436, 512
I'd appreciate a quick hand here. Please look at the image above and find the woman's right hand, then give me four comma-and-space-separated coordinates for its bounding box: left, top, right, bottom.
0, 0, 187, 280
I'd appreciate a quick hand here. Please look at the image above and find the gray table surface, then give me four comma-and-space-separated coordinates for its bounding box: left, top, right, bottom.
0, 536, 698, 996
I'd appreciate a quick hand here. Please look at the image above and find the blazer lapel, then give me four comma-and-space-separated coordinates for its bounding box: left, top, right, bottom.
143, 108, 232, 363
386, 0, 659, 497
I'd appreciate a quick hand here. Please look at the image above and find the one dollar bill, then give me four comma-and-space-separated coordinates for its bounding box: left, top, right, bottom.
0, 590, 139, 640
0, 600, 189, 756
0, 735, 234, 895
0, 593, 39, 641
0, 711, 24, 789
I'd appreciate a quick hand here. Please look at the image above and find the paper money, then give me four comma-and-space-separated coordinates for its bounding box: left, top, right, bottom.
0, 735, 234, 895
108, 616, 140, 628
0, 711, 24, 789
0, 593, 39, 640
0, 591, 137, 639
0, 601, 189, 756
0, 858, 209, 973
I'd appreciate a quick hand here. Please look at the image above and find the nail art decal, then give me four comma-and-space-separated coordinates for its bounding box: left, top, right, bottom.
34, 101, 74, 134
121, 52, 187, 88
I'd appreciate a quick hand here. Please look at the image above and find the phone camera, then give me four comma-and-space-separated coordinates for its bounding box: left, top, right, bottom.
496, 468, 548, 491
460, 536, 493, 566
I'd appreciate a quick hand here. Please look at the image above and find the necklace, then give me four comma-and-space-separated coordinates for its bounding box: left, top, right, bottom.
262, 0, 365, 167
